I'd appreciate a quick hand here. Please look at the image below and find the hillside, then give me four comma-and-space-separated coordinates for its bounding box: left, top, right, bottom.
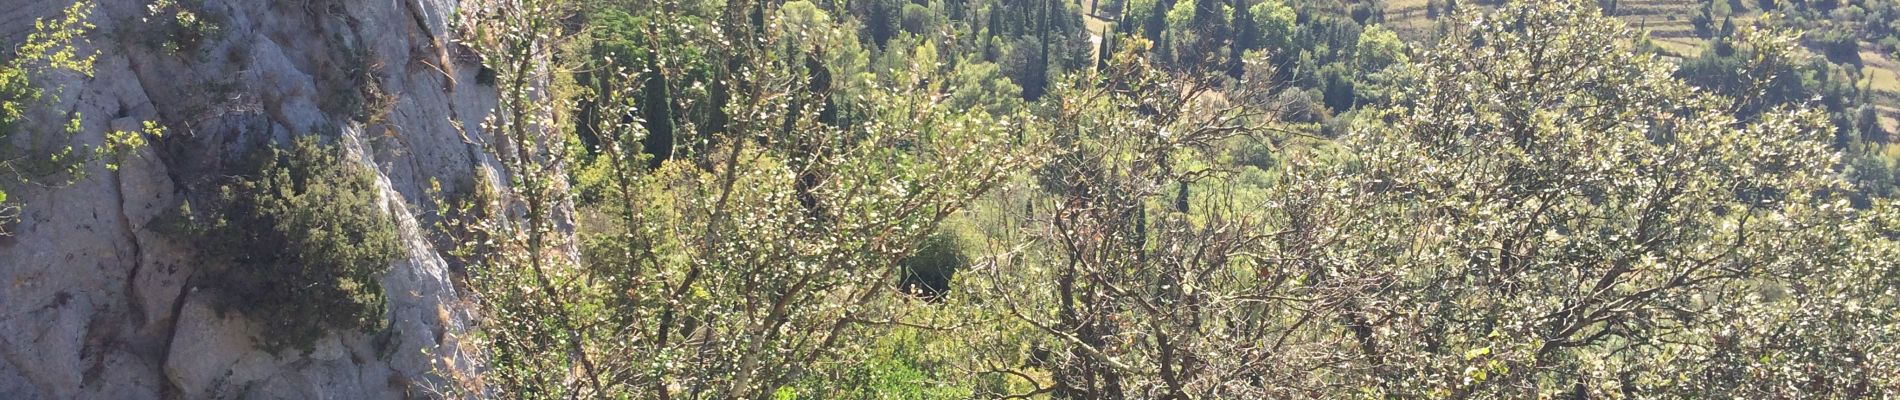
2, 0, 1897, 398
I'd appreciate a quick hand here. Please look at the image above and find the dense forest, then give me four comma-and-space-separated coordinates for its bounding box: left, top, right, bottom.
3, 0, 1899, 398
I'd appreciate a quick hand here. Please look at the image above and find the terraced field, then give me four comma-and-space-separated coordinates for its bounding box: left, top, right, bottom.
1381, 0, 1900, 137
1383, 0, 1719, 51
1863, 50, 1900, 133
1382, 0, 1433, 38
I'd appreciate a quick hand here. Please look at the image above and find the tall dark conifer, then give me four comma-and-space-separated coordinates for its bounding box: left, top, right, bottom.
1144, 0, 1170, 46
988, 2, 1003, 39
795, 51, 833, 221
640, 54, 675, 169
1229, 0, 1256, 79
1027, 0, 1053, 100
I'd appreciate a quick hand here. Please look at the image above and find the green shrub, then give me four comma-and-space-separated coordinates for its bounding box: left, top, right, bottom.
1, 1, 99, 235
900, 3, 934, 35
143, 0, 222, 55
898, 231, 968, 301
192, 136, 400, 352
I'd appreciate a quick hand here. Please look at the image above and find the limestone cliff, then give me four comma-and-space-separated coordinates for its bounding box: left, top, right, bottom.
0, 0, 515, 398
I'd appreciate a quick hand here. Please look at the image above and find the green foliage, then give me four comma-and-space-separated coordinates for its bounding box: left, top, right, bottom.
1250, 0, 1296, 51
901, 3, 936, 35
313, 31, 388, 124
440, 0, 1900, 397
191, 136, 399, 353
1675, 20, 1894, 199
0, 2, 95, 129
143, 0, 222, 55
1006, 40, 1286, 397
1, 1, 157, 236
980, 0, 1091, 100
898, 231, 969, 300
579, 9, 682, 168
0, 2, 97, 186
945, 57, 1025, 116
1282, 2, 1895, 396
780, 327, 975, 399
454, 0, 1041, 397
1349, 24, 1405, 105
1352, 24, 1404, 71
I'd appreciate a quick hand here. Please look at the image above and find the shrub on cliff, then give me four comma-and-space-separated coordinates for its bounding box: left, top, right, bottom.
1, 1, 157, 236
191, 136, 400, 352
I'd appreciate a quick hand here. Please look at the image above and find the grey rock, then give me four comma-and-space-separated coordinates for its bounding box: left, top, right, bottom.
0, 0, 522, 398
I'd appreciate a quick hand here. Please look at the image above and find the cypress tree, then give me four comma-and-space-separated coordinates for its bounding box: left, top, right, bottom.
750, 0, 767, 37
1858, 100, 1886, 144
1144, 0, 1170, 46
1192, 0, 1225, 41
1174, 181, 1189, 212
995, 3, 1010, 39
699, 58, 736, 168
1229, 0, 1256, 79
640, 54, 675, 170
1027, 0, 1053, 100
809, 50, 837, 126
795, 51, 833, 221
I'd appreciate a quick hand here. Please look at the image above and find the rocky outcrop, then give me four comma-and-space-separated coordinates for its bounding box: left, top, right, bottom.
0, 0, 511, 398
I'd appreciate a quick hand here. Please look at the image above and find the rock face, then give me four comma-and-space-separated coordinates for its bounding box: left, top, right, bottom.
0, 0, 513, 398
